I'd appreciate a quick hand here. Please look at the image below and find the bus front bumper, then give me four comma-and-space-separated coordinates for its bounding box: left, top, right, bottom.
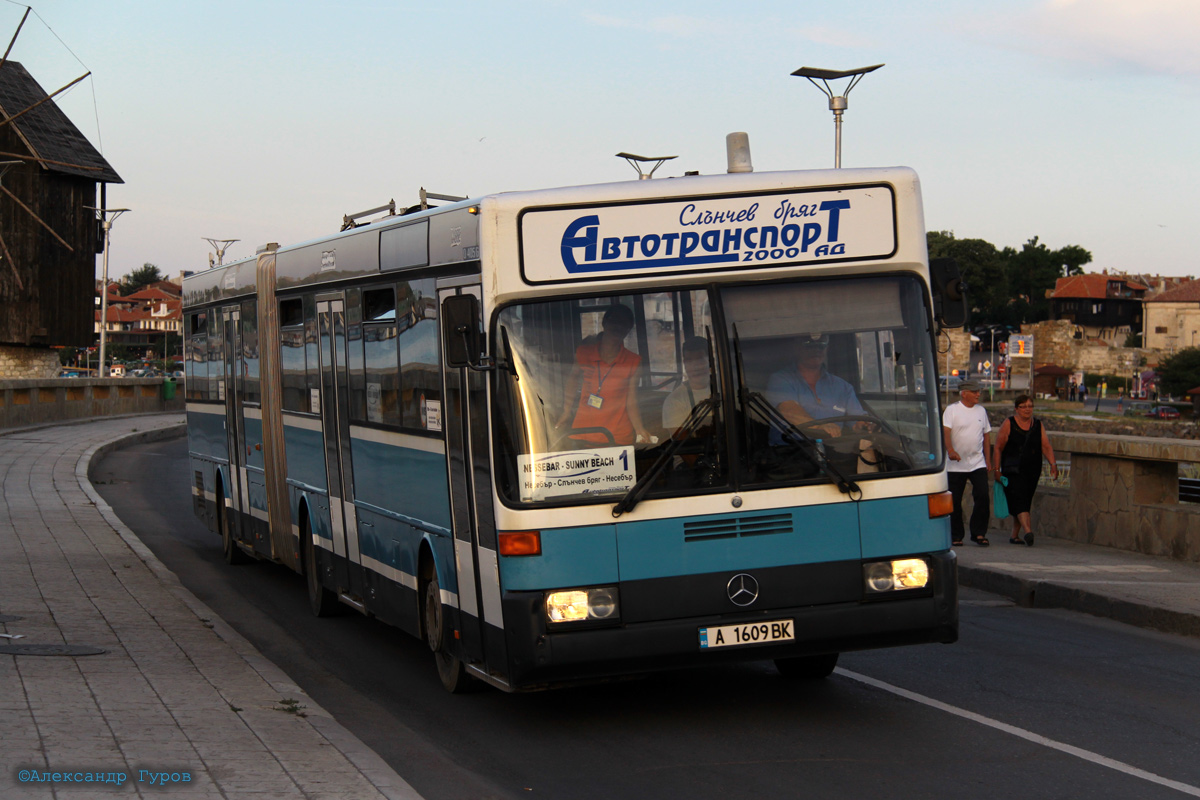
500, 550, 958, 688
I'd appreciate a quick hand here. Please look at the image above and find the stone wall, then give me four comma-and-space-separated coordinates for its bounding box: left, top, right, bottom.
974, 425, 1200, 563
1024, 319, 1159, 375
0, 377, 184, 428
0, 345, 60, 379
940, 327, 972, 376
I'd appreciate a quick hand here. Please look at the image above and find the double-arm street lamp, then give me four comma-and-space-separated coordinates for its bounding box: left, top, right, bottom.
791, 64, 884, 168
86, 206, 130, 377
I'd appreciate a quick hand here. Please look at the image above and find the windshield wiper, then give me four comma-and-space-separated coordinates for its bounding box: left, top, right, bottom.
731, 325, 860, 497
612, 393, 719, 517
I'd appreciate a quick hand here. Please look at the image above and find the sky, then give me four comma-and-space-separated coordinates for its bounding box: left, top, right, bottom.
4, 0, 1200, 282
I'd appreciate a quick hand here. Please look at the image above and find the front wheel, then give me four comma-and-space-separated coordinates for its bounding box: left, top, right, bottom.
775, 652, 839, 680
423, 570, 476, 693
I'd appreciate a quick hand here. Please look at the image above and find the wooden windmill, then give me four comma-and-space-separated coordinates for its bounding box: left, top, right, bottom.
0, 8, 122, 351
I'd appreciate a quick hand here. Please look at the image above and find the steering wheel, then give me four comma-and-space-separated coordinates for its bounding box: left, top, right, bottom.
793, 414, 899, 439
551, 426, 616, 450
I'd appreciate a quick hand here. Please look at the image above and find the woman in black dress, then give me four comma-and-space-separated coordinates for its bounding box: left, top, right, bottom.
992, 394, 1059, 545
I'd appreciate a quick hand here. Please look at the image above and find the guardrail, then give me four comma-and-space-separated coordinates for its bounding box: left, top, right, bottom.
0, 377, 183, 429
992, 432, 1200, 563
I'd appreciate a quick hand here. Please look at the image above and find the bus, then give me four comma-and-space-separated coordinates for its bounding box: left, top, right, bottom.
183, 147, 963, 692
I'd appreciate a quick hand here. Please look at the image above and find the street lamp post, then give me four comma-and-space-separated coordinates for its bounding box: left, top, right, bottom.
791, 64, 884, 168
203, 238, 240, 267
87, 207, 129, 377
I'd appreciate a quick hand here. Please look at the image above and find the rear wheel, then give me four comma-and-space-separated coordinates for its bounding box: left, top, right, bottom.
217, 484, 250, 565
423, 568, 475, 693
303, 517, 340, 617
774, 652, 839, 680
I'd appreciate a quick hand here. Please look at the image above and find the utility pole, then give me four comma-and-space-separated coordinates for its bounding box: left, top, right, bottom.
87, 207, 130, 377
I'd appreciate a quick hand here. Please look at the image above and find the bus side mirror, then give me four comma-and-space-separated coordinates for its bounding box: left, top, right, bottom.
930, 258, 968, 330
442, 294, 489, 370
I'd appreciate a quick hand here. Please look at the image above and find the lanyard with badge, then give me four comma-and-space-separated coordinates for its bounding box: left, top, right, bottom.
588, 357, 619, 409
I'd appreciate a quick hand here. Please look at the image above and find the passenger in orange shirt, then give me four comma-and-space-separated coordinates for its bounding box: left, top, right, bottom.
555, 304, 651, 446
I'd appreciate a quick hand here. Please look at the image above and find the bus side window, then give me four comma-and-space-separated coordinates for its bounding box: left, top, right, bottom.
186, 311, 207, 401
397, 278, 440, 433
242, 300, 260, 405
279, 298, 307, 413
303, 295, 320, 414
361, 286, 400, 427
208, 311, 225, 402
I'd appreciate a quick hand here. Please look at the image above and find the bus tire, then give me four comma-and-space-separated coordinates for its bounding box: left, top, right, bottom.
423, 569, 475, 693
303, 517, 340, 617
774, 652, 839, 680
217, 483, 250, 565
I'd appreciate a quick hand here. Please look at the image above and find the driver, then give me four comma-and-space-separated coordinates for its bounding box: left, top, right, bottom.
766, 333, 864, 440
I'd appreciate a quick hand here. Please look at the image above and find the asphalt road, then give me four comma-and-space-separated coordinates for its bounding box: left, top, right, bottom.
94, 435, 1200, 800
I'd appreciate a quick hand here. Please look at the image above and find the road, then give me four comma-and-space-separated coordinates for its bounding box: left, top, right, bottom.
94, 434, 1200, 800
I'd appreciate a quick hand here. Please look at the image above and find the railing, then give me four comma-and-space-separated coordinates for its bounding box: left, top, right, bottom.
0, 377, 183, 429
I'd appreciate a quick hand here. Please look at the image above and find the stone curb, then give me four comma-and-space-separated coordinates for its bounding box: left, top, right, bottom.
958, 563, 1200, 639
75, 417, 425, 800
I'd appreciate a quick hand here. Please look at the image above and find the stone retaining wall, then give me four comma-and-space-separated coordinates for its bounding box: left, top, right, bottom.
0, 345, 60, 379
0, 378, 185, 428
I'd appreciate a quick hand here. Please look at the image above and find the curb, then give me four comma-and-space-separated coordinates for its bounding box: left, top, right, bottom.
958, 563, 1200, 639
77, 420, 425, 800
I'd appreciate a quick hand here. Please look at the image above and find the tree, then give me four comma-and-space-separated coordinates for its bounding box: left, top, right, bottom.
1155, 348, 1200, 398
926, 231, 1008, 324
1000, 237, 1092, 324
121, 263, 163, 295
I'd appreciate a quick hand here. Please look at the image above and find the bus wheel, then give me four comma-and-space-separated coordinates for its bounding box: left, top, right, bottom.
775, 653, 839, 679
217, 485, 249, 565
303, 518, 340, 617
423, 570, 474, 693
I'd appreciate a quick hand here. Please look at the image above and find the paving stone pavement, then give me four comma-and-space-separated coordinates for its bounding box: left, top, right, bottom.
0, 414, 422, 799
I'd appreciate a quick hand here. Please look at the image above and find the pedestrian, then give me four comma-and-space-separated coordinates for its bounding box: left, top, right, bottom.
992, 394, 1059, 546
942, 380, 993, 546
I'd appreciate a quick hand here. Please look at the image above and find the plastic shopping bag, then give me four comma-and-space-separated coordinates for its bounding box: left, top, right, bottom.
993, 475, 1009, 520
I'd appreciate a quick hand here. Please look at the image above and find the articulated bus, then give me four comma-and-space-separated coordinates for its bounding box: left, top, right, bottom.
184, 150, 962, 692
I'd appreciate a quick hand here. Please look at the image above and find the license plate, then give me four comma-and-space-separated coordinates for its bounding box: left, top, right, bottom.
699, 619, 794, 649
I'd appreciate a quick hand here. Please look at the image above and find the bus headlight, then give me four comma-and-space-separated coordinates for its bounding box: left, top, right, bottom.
546, 586, 620, 624
863, 558, 930, 594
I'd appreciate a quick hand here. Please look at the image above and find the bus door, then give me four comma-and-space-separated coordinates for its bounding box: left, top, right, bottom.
438, 281, 504, 675
316, 295, 363, 597
221, 306, 248, 543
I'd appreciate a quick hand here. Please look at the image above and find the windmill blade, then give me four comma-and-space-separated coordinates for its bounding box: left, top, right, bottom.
0, 7, 30, 71
0, 71, 91, 132
0, 185, 73, 251
0, 230, 24, 291
0, 149, 101, 171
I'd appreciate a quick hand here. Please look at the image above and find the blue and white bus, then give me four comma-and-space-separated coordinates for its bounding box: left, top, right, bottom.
184, 147, 961, 692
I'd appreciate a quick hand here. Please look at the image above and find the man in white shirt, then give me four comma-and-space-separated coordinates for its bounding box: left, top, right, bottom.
942, 380, 993, 546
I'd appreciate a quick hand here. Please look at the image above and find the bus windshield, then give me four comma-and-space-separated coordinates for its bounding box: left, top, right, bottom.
492, 274, 942, 507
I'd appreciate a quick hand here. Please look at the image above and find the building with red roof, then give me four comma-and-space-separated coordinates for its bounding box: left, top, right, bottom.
1050, 272, 1148, 346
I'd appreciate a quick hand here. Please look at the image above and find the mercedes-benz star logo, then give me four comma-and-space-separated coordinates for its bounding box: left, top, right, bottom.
726, 573, 759, 607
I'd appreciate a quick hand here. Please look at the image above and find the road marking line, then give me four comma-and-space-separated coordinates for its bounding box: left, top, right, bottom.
837, 668, 1200, 797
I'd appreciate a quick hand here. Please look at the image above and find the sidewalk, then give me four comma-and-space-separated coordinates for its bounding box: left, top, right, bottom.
956, 533, 1200, 638
0, 414, 422, 799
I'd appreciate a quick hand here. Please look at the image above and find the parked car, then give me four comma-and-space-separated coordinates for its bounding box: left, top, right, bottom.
1149, 405, 1181, 420
938, 375, 963, 391
1124, 401, 1154, 417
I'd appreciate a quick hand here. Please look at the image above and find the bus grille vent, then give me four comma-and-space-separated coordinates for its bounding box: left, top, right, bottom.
684, 514, 793, 542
